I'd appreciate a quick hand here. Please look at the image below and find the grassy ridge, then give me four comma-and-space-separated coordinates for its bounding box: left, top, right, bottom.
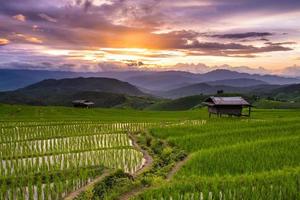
134, 110, 300, 199
177, 136, 300, 177
151, 120, 300, 152
134, 167, 300, 200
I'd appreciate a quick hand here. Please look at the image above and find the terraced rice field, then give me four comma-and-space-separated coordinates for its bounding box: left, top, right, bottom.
135, 118, 300, 199
1, 105, 300, 199
0, 119, 205, 200
0, 122, 149, 200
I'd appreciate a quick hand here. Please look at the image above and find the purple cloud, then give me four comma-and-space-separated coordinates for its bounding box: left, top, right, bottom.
211, 32, 273, 39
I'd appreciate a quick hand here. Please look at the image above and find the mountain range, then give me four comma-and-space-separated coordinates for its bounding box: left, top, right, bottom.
1, 68, 299, 92
1, 68, 300, 108
1, 75, 300, 109
0, 77, 158, 108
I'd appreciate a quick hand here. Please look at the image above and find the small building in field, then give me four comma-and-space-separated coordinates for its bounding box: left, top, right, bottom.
203, 96, 252, 117
72, 100, 94, 108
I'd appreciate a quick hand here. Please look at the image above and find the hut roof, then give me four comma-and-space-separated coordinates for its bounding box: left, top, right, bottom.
72, 100, 94, 105
203, 96, 250, 106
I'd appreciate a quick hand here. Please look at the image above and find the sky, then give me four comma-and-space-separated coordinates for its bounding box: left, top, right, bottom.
0, 0, 300, 75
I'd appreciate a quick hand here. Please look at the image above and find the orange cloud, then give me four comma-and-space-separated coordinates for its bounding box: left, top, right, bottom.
14, 34, 43, 44
13, 14, 26, 22
0, 38, 10, 46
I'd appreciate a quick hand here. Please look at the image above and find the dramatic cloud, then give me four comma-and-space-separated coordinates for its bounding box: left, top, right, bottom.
38, 13, 58, 23
265, 42, 297, 46
169, 63, 272, 74
83, 0, 93, 12
0, 38, 10, 46
12, 14, 26, 22
0, 0, 299, 73
211, 32, 273, 39
153, 31, 293, 57
10, 34, 43, 44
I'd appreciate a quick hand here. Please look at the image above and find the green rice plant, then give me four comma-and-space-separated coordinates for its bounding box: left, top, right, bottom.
134, 167, 300, 200
176, 136, 300, 178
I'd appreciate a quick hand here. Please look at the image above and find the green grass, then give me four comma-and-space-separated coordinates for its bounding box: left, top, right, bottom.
0, 104, 206, 122
146, 95, 206, 111
176, 136, 300, 177
134, 108, 300, 199
1, 104, 300, 199
151, 120, 300, 152
135, 167, 300, 200
254, 99, 300, 109
2, 103, 300, 122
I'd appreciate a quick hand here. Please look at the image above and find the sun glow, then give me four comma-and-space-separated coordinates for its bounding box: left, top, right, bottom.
35, 40, 300, 70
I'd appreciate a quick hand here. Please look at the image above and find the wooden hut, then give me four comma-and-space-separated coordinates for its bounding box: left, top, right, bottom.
72, 100, 94, 108
203, 96, 251, 117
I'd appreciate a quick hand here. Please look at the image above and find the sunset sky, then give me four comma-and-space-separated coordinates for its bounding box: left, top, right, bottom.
0, 0, 300, 74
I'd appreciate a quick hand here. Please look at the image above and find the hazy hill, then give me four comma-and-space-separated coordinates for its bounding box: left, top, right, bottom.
126, 69, 299, 92
22, 77, 145, 96
159, 82, 286, 99
206, 78, 268, 87
0, 77, 154, 108
160, 83, 245, 99
0, 69, 80, 91
125, 71, 200, 91
1, 68, 299, 92
0, 69, 152, 91
199, 69, 299, 85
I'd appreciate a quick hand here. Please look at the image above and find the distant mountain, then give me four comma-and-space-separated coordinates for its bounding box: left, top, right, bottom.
0, 77, 153, 108
0, 69, 152, 91
0, 69, 79, 91
22, 77, 145, 96
126, 69, 299, 92
206, 78, 268, 87
161, 83, 244, 99
1, 68, 299, 93
199, 69, 299, 85
125, 71, 200, 91
160, 82, 285, 99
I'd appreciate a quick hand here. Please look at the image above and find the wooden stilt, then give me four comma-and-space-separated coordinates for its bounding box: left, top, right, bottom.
248, 106, 251, 117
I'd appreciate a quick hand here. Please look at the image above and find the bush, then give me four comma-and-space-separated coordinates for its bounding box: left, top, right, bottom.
92, 170, 133, 199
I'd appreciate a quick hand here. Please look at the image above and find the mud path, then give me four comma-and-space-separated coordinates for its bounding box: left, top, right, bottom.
64, 170, 110, 200
166, 155, 190, 180
128, 134, 153, 177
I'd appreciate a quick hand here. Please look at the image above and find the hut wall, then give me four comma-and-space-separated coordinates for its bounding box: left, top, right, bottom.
216, 105, 243, 116
73, 103, 89, 108
209, 105, 243, 116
